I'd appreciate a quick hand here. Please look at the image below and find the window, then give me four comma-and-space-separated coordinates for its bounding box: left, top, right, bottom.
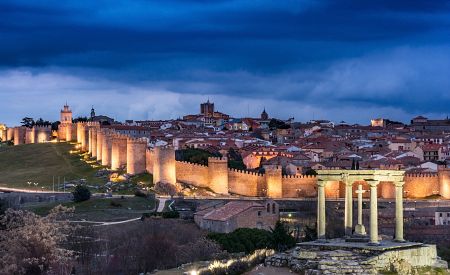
440, 213, 443, 217
447, 213, 450, 217
272, 203, 276, 214
267, 204, 270, 213
258, 211, 261, 216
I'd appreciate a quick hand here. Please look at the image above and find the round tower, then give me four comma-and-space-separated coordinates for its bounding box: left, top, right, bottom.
153, 146, 176, 184
101, 130, 113, 167
14, 127, 26, 145
438, 167, 450, 199
6, 127, 14, 141
127, 137, 148, 175
111, 134, 128, 170
90, 127, 97, 158
264, 165, 283, 198
96, 129, 104, 161
207, 157, 229, 195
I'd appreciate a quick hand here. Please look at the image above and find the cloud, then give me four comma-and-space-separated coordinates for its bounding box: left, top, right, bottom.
0, 0, 449, 126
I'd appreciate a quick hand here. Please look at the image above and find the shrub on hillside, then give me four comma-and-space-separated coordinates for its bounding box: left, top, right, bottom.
134, 189, 147, 198
270, 221, 296, 251
72, 185, 91, 203
162, 211, 180, 219
207, 228, 272, 253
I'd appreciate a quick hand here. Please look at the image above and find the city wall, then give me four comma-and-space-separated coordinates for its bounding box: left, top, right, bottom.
6, 122, 450, 199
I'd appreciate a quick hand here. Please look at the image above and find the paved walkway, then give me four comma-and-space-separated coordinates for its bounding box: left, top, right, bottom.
157, 198, 167, 212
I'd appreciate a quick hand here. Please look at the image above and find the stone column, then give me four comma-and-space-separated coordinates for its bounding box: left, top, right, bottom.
394, 181, 405, 242
367, 179, 379, 245
317, 179, 326, 241
355, 184, 366, 235
343, 174, 353, 236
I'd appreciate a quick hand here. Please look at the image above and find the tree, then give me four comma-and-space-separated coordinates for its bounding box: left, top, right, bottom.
21, 117, 35, 128
270, 221, 296, 251
303, 168, 318, 176
72, 185, 91, 202
0, 206, 75, 274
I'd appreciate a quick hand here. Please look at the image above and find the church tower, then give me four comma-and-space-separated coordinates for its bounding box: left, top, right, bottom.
60, 103, 72, 124
90, 106, 96, 120
261, 108, 269, 120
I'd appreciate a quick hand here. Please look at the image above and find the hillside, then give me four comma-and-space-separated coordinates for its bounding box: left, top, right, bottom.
0, 142, 103, 190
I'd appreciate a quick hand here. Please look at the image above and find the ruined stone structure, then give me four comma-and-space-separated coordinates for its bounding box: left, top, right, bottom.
126, 137, 147, 175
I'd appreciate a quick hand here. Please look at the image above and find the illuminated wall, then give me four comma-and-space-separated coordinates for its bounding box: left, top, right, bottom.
208, 157, 229, 195
126, 137, 147, 175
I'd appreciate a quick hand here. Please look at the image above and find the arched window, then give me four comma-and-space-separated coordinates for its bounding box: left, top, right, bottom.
272, 203, 276, 214
267, 204, 270, 213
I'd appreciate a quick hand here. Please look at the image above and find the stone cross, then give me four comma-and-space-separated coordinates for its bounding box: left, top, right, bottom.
354, 184, 367, 236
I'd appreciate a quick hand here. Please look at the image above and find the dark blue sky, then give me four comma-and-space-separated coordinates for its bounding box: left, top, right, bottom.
1, 0, 450, 125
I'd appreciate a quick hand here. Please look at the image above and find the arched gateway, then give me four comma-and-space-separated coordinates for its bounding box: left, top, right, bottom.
316, 169, 405, 245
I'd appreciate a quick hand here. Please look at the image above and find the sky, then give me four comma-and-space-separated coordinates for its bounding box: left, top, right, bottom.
1, 0, 450, 126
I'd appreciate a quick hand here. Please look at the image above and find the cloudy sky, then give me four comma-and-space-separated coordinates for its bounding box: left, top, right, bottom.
1, 0, 449, 126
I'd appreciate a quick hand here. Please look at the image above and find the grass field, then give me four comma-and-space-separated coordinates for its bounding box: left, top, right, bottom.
25, 196, 156, 221
0, 142, 104, 190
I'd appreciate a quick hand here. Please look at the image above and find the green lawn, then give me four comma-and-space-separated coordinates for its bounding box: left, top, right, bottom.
0, 142, 104, 190
26, 196, 156, 222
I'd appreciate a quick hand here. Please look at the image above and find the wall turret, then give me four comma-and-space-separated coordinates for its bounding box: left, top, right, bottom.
101, 129, 113, 167
126, 137, 147, 175
438, 167, 450, 199
111, 134, 128, 170
90, 127, 98, 158
25, 127, 36, 144
13, 127, 26, 145
208, 157, 229, 195
6, 127, 14, 141
153, 146, 176, 184
96, 129, 104, 161
265, 165, 283, 198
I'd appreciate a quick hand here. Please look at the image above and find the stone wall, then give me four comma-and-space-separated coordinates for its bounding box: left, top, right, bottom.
25, 127, 35, 144
438, 168, 450, 199
6, 127, 14, 141
404, 173, 439, 198
282, 175, 317, 198
175, 161, 209, 187
228, 168, 263, 196
96, 129, 103, 161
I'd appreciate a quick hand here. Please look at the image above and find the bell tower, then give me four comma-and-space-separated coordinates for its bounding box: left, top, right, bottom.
60, 103, 72, 124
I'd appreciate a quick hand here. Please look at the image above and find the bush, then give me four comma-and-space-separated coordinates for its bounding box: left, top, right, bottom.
208, 228, 272, 253
270, 221, 296, 251
134, 189, 147, 198
109, 200, 122, 207
72, 185, 91, 203
162, 211, 180, 219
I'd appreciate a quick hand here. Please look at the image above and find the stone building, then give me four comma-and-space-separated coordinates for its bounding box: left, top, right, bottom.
194, 200, 279, 233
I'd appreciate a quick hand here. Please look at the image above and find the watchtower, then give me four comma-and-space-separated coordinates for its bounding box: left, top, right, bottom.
208, 157, 229, 195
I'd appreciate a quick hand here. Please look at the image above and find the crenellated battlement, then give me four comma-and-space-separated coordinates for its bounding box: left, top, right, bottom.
228, 168, 264, 177
405, 173, 438, 178
176, 160, 208, 168
127, 137, 148, 144
282, 174, 317, 179
208, 156, 228, 162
